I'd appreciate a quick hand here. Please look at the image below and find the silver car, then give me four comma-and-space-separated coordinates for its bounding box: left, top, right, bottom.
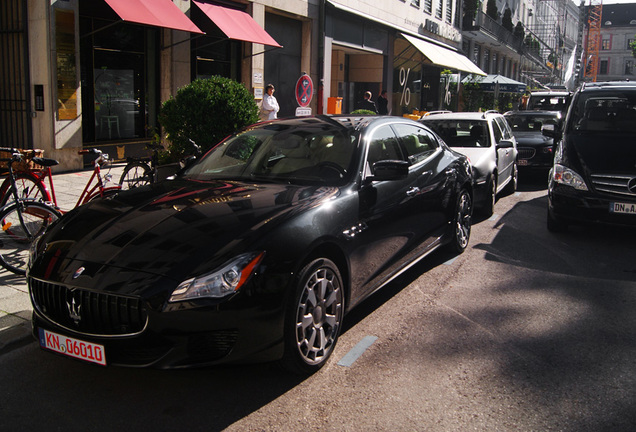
421, 112, 518, 216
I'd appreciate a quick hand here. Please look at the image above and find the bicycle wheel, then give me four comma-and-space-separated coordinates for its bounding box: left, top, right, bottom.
0, 172, 49, 207
119, 162, 152, 190
0, 201, 61, 276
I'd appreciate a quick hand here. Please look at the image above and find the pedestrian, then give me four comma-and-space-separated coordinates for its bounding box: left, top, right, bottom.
260, 83, 280, 120
377, 90, 389, 115
356, 91, 378, 113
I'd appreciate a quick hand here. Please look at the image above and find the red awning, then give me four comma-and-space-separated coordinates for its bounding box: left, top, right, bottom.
103, 0, 203, 34
193, 1, 281, 47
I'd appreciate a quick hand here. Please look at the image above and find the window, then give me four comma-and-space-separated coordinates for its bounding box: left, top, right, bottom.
599, 59, 609, 75
424, 0, 432, 14
484, 49, 490, 74
393, 124, 439, 164
625, 59, 634, 75
436, 0, 443, 19
628, 39, 634, 50
473, 44, 481, 66
445, 0, 453, 23
366, 126, 403, 175
601, 37, 611, 50
411, 0, 421, 7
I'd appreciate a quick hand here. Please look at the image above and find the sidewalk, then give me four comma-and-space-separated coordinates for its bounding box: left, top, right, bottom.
0, 163, 125, 353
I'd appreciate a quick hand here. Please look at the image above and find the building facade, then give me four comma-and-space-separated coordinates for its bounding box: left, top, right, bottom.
592, 4, 636, 82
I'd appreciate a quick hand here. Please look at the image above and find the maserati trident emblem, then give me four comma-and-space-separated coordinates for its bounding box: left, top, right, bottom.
73, 266, 85, 279
66, 295, 82, 325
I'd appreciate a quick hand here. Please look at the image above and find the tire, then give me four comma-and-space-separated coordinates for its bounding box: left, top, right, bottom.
0, 201, 61, 275
503, 162, 518, 196
280, 258, 345, 375
446, 189, 472, 254
480, 174, 496, 217
0, 173, 49, 207
547, 207, 568, 233
119, 162, 152, 190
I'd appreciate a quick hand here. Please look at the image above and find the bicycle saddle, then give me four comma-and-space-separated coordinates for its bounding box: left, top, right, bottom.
32, 157, 59, 167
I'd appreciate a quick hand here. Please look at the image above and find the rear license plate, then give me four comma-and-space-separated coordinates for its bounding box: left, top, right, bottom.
610, 202, 636, 215
38, 328, 106, 365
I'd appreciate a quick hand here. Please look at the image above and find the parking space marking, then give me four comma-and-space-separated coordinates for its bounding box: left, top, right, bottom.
488, 213, 499, 221
444, 256, 458, 265
337, 335, 378, 367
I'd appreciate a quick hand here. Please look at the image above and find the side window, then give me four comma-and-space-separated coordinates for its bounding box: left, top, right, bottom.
366, 126, 403, 175
491, 119, 503, 144
393, 123, 439, 164
496, 117, 513, 140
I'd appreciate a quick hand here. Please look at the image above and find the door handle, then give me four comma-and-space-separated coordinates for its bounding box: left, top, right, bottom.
406, 187, 420, 197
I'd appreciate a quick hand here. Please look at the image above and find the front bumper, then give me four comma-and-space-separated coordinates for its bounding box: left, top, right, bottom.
29, 276, 287, 369
517, 146, 554, 168
548, 183, 636, 228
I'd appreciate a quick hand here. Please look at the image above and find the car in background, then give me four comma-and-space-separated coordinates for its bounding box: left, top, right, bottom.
421, 111, 518, 216
28, 115, 473, 374
546, 81, 636, 231
524, 90, 570, 115
504, 110, 561, 169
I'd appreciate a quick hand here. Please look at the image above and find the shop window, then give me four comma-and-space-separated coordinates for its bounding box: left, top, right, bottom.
56, 10, 77, 120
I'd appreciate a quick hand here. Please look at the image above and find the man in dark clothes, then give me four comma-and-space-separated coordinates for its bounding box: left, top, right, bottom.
377, 90, 389, 115
356, 91, 378, 113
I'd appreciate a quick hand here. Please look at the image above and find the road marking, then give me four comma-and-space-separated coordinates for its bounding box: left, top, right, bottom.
488, 213, 499, 221
444, 256, 458, 265
337, 335, 378, 367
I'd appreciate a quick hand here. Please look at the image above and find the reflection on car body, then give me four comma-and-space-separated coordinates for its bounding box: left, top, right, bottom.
28, 115, 473, 374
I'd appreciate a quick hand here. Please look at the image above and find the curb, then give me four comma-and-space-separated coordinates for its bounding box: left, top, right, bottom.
0, 320, 33, 354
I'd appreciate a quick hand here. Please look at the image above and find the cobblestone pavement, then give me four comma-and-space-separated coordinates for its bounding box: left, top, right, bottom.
0, 163, 125, 353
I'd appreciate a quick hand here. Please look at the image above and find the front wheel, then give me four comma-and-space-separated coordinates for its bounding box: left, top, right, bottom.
281, 258, 345, 375
446, 189, 472, 254
0, 172, 49, 207
0, 201, 61, 275
119, 162, 152, 190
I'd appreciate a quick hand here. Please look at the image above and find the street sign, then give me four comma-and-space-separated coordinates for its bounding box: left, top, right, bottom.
295, 107, 312, 116
295, 73, 313, 108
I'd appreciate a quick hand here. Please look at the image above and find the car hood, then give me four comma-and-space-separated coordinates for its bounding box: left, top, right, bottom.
566, 133, 636, 173
513, 132, 552, 146
30, 179, 338, 293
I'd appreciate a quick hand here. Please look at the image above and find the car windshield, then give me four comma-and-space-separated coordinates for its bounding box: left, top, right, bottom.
184, 124, 358, 186
424, 120, 491, 148
506, 114, 558, 133
528, 95, 567, 111
569, 90, 636, 133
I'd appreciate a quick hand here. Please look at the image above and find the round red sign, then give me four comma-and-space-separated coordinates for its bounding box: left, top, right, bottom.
295, 74, 313, 108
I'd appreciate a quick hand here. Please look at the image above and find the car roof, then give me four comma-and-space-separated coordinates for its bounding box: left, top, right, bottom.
579, 81, 636, 91
504, 110, 560, 117
530, 91, 570, 96
420, 112, 498, 121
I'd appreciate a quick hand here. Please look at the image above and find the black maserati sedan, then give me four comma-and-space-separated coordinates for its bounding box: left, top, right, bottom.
28, 115, 473, 374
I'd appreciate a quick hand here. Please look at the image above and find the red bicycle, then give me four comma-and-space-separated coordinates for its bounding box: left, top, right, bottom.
0, 148, 121, 212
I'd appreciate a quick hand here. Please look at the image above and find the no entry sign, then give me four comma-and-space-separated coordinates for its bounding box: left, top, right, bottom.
295, 73, 313, 108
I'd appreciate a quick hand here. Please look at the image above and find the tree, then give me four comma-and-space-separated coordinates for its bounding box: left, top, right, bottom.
159, 76, 259, 162
463, 0, 479, 28
514, 22, 525, 40
502, 8, 513, 31
486, 0, 499, 20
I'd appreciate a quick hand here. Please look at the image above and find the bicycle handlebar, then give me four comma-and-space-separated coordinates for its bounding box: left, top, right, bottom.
78, 148, 102, 155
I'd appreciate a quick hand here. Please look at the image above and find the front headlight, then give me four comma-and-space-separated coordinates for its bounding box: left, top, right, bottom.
169, 251, 265, 302
552, 164, 588, 191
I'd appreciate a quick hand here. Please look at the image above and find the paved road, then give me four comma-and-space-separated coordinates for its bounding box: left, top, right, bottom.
1, 169, 635, 431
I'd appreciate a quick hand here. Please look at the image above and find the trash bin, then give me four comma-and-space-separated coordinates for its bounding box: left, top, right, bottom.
327, 97, 343, 114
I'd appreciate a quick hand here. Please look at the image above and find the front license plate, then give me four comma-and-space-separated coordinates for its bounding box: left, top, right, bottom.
518, 159, 529, 166
610, 202, 636, 215
38, 328, 106, 366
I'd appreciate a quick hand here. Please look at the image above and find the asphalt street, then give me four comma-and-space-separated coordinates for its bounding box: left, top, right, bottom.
1, 168, 635, 431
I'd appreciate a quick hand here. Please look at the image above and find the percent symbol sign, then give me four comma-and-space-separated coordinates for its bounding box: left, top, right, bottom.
400, 67, 411, 106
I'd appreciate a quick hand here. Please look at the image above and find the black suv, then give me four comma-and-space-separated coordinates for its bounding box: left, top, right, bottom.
546, 81, 636, 231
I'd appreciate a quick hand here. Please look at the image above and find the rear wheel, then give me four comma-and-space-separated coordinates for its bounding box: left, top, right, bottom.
119, 162, 152, 190
0, 201, 61, 275
281, 258, 345, 375
0, 173, 49, 207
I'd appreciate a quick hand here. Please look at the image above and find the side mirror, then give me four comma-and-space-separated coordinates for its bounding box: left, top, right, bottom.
368, 160, 409, 181
496, 139, 514, 149
542, 123, 561, 139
